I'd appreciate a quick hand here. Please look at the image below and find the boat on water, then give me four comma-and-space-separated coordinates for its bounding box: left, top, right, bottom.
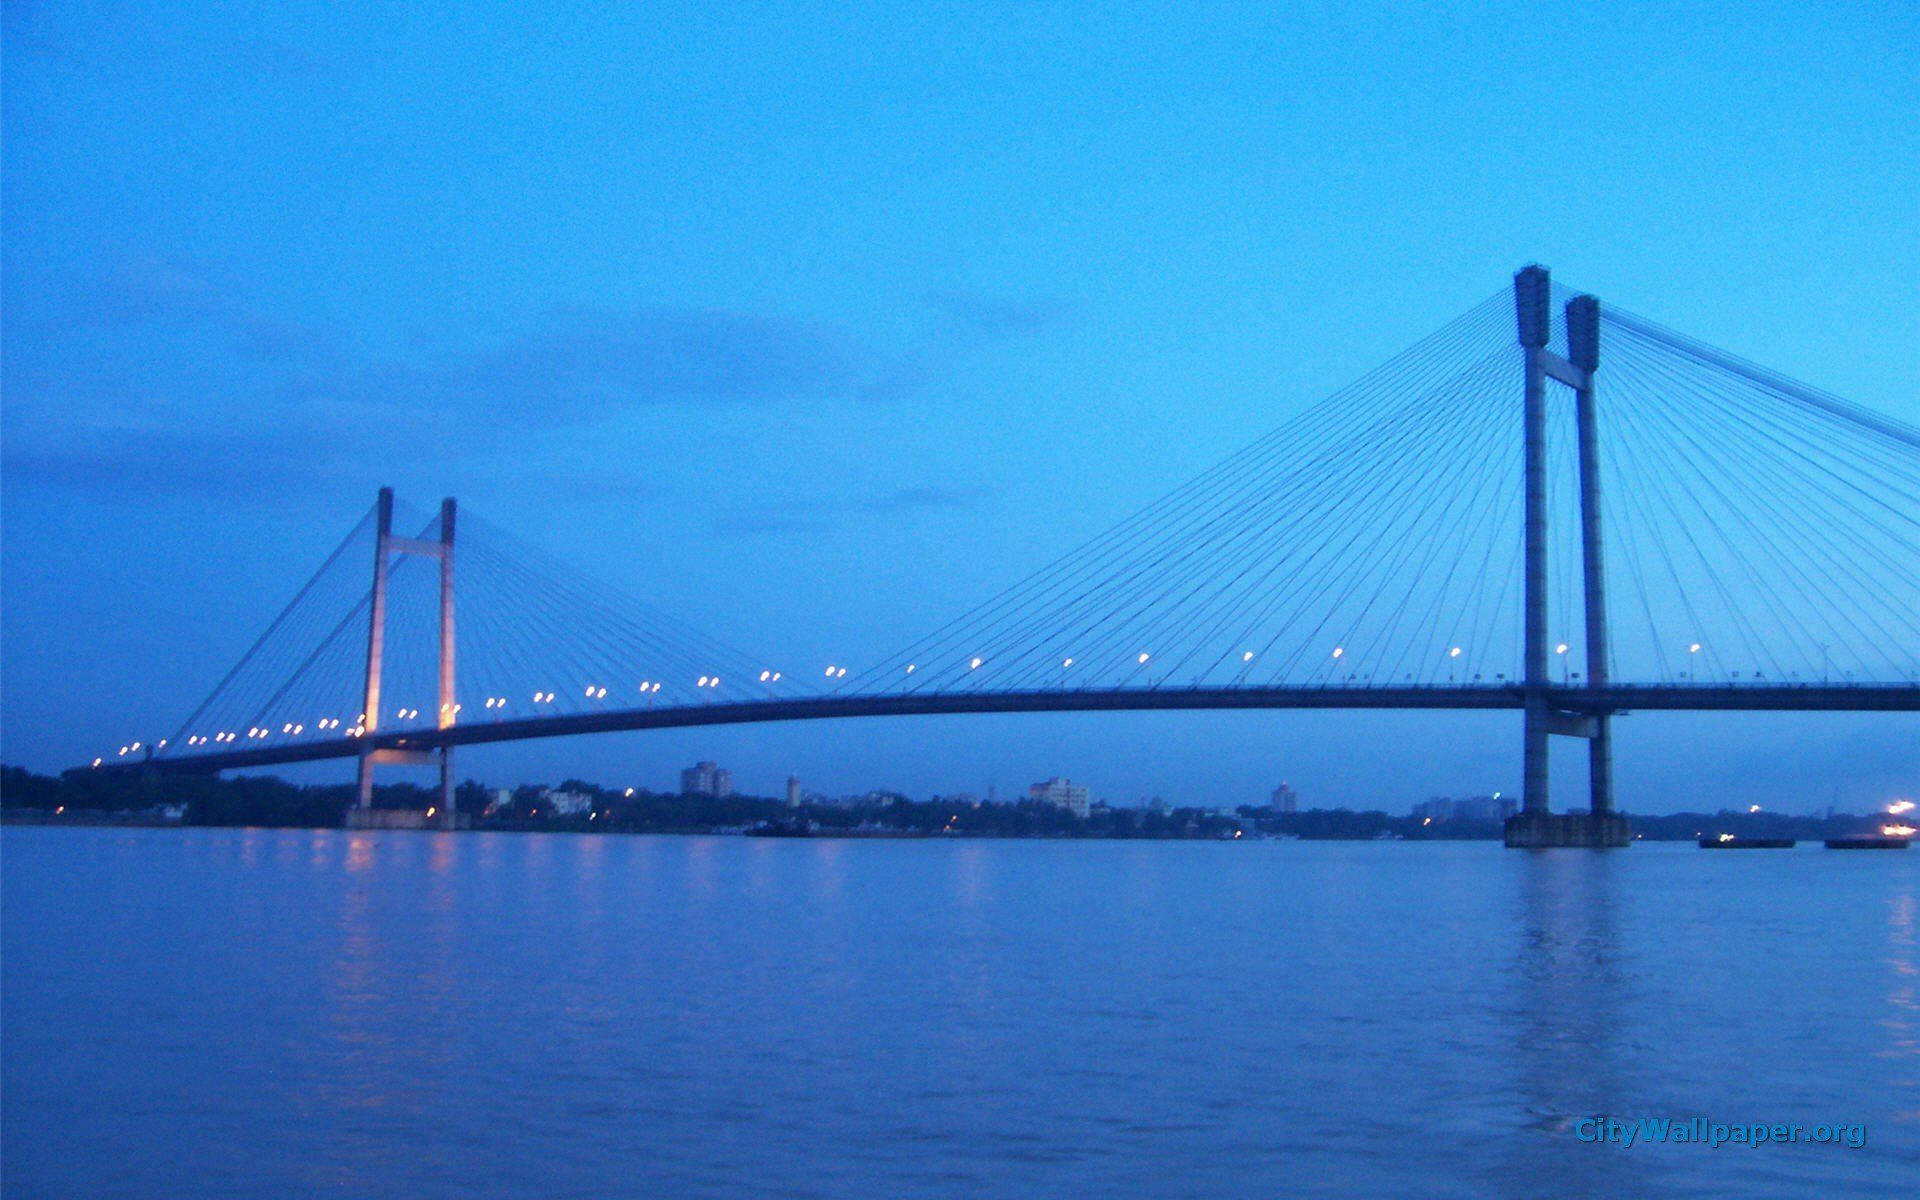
1827, 808, 1916, 848
1698, 834, 1795, 849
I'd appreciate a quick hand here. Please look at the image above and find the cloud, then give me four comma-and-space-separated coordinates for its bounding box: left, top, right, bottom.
854, 289, 1072, 404
2, 425, 358, 499
30, 250, 860, 420
709, 509, 832, 537
56, 251, 222, 330
714, 485, 988, 537
4, 252, 1068, 506
443, 308, 857, 422
5, 299, 862, 500
853, 485, 984, 516
235, 319, 333, 363
926, 290, 1069, 339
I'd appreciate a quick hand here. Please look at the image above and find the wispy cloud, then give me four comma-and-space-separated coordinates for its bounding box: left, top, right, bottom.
439, 307, 856, 422
1, 426, 357, 499
854, 485, 984, 516
6, 287, 862, 498
925, 290, 1069, 339
234, 318, 333, 363
714, 485, 988, 537
855, 287, 1072, 404
54, 251, 222, 330
4, 252, 1068, 505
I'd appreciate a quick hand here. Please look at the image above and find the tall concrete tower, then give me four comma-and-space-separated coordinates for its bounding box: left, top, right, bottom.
1506, 267, 1629, 848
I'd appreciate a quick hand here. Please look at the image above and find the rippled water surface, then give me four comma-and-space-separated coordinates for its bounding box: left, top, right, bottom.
4, 827, 1917, 1197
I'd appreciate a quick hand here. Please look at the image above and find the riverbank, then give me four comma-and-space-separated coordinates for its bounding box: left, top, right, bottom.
4, 764, 1901, 842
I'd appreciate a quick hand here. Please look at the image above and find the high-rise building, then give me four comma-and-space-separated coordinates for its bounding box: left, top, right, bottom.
1454, 793, 1514, 821
680, 761, 733, 798
786, 775, 802, 808
1412, 794, 1514, 822
1029, 777, 1091, 818
1270, 781, 1299, 813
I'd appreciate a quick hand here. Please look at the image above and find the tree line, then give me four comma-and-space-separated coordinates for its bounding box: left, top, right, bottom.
1, 764, 1896, 841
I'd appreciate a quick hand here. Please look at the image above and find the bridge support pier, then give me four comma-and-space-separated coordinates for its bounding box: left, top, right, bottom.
434, 497, 456, 830
353, 489, 460, 831
1508, 266, 1628, 848
354, 488, 394, 812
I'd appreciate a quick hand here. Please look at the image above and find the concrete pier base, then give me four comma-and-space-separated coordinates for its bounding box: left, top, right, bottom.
1504, 810, 1631, 848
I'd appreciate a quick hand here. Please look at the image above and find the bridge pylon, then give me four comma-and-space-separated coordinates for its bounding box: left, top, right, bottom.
1508, 266, 1630, 848
351, 487, 459, 830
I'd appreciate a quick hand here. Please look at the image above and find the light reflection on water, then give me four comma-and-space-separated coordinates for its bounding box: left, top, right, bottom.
3, 828, 1917, 1198
1885, 888, 1919, 1128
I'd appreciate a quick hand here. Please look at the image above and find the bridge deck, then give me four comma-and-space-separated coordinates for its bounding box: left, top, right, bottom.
103, 684, 1920, 774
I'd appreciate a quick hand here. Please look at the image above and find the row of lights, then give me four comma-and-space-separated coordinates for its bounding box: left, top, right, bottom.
191, 636, 1720, 749
145, 669, 735, 755
182, 713, 349, 749
128, 640, 1742, 760
931, 640, 1715, 673
137, 636, 1729, 751
929, 646, 1467, 673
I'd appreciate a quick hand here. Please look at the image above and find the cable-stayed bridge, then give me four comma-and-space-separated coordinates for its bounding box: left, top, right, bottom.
90, 267, 1920, 845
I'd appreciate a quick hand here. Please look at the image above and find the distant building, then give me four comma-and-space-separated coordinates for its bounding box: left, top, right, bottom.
1148, 797, 1170, 814
541, 789, 592, 816
786, 775, 803, 808
1030, 777, 1091, 819
680, 761, 733, 798
1456, 793, 1516, 821
1270, 781, 1299, 813
1412, 793, 1515, 822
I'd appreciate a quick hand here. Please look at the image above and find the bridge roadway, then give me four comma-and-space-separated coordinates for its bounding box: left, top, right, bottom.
106, 683, 1920, 775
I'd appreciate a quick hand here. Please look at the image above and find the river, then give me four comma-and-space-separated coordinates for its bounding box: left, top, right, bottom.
3, 827, 1915, 1197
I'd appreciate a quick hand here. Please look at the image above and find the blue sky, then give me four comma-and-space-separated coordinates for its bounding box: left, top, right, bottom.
4, 1, 1915, 811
